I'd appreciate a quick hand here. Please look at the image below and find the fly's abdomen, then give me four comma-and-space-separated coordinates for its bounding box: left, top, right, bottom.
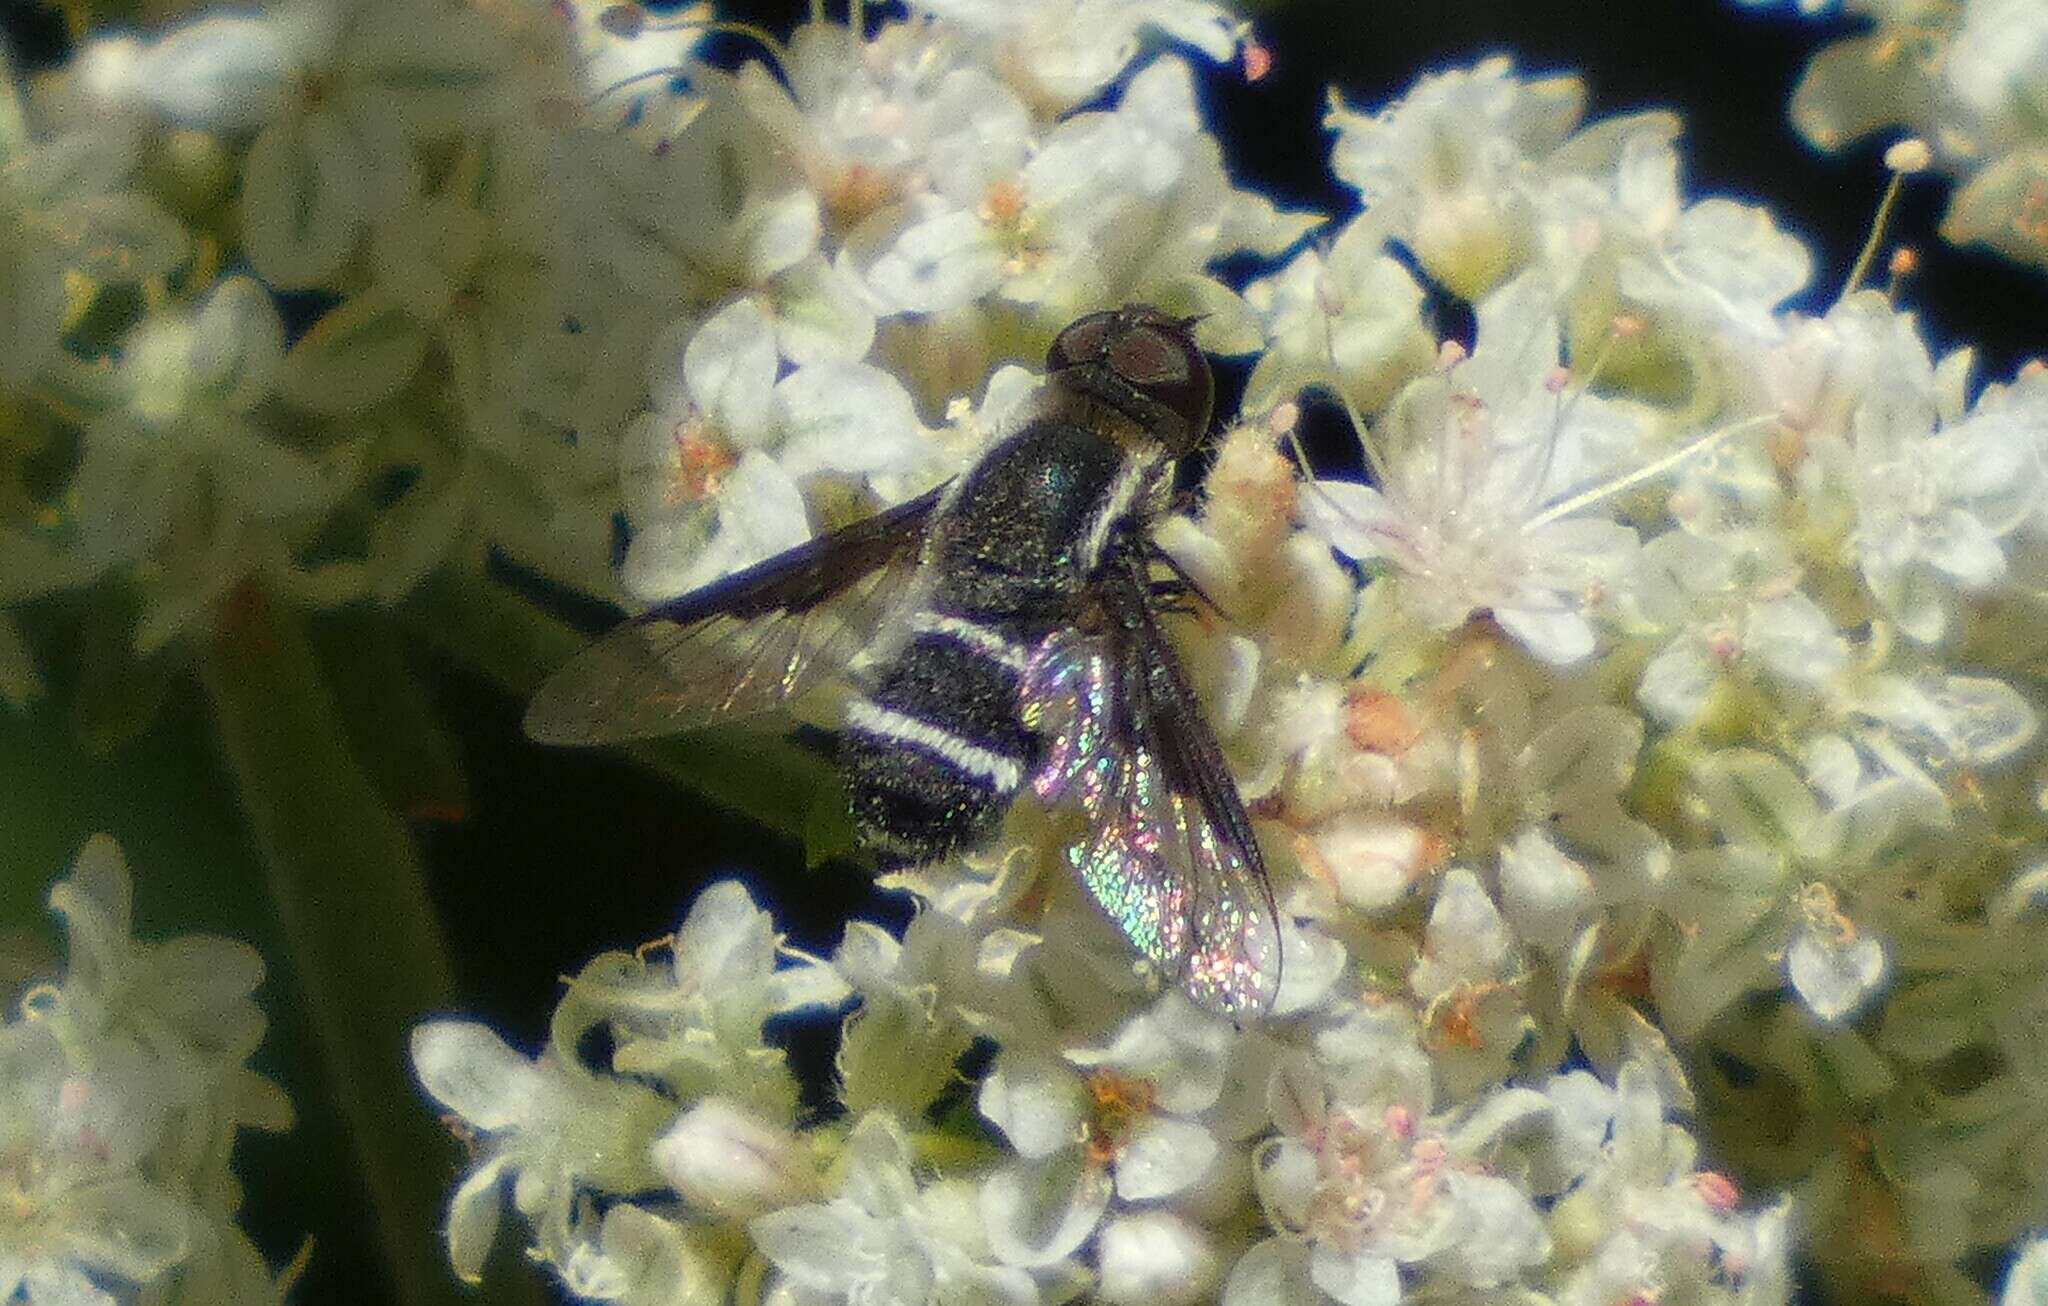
842, 608, 1037, 861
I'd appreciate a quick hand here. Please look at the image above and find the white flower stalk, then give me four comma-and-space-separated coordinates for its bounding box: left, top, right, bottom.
3, 836, 291, 1303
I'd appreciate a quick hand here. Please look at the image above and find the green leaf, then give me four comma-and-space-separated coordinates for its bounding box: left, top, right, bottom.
69, 593, 172, 756
307, 613, 469, 823
195, 584, 484, 1306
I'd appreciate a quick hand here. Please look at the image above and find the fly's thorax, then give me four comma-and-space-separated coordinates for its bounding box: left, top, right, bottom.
925, 417, 1154, 616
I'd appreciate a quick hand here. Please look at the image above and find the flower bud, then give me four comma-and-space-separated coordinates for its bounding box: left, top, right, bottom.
650, 1099, 809, 1216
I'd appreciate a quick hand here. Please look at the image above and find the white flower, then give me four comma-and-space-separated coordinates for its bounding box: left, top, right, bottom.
1, 836, 288, 1305
410, 1021, 675, 1280
1096, 1211, 1218, 1305
1241, 215, 1436, 416
74, 11, 298, 132
739, 21, 1023, 241
1546, 1063, 1791, 1306
64, 278, 337, 650
620, 299, 931, 601
556, 1204, 729, 1306
0, 104, 183, 392
907, 0, 1242, 111
977, 997, 1246, 1267
1231, 1053, 1548, 1305
751, 1113, 1039, 1306
1301, 274, 1651, 665
1848, 372, 2038, 644
650, 1099, 811, 1218
1537, 116, 1811, 344
1327, 57, 1585, 298
1632, 528, 1848, 726
859, 55, 1309, 321
0, 1023, 196, 1304
1658, 750, 1904, 1032
833, 912, 980, 1118
576, 881, 850, 1104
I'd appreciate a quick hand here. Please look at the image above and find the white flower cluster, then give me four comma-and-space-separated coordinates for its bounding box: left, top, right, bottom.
1740, 0, 2048, 270
17, 0, 2042, 1298
2, 836, 292, 1304
0, 0, 1304, 701
414, 879, 1790, 1306
403, 31, 2048, 1305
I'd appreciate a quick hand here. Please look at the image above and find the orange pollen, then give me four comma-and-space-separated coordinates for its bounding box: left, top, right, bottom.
1598, 950, 1654, 1000
1766, 421, 1808, 476
1694, 1170, 1741, 1212
1798, 882, 1853, 945
1433, 988, 1487, 1050
1084, 1070, 1157, 1163
980, 177, 1027, 228
1887, 246, 1919, 278
668, 420, 738, 504
1242, 41, 1273, 82
826, 162, 897, 227
1344, 687, 1423, 755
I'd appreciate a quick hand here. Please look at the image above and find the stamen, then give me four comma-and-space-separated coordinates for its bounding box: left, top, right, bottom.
1884, 245, 1918, 305
1527, 412, 1778, 528
1840, 137, 1930, 301
1320, 306, 1392, 487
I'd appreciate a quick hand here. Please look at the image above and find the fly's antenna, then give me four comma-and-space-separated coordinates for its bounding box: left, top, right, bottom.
1840, 137, 1931, 303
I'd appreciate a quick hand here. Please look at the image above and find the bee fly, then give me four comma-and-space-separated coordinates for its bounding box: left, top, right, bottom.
526, 305, 1281, 1015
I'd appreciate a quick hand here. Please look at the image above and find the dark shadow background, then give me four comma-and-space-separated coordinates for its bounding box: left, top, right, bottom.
2, 0, 2043, 1301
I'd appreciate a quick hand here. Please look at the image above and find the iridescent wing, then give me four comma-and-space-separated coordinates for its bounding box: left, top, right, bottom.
1022, 551, 1282, 1016
525, 487, 943, 745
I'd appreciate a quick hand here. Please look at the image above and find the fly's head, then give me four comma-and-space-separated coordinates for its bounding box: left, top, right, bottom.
1045, 305, 1214, 455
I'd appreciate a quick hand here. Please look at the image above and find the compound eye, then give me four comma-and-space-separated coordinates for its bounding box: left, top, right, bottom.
1047, 312, 1116, 370
1107, 325, 1192, 387
1114, 317, 1212, 447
